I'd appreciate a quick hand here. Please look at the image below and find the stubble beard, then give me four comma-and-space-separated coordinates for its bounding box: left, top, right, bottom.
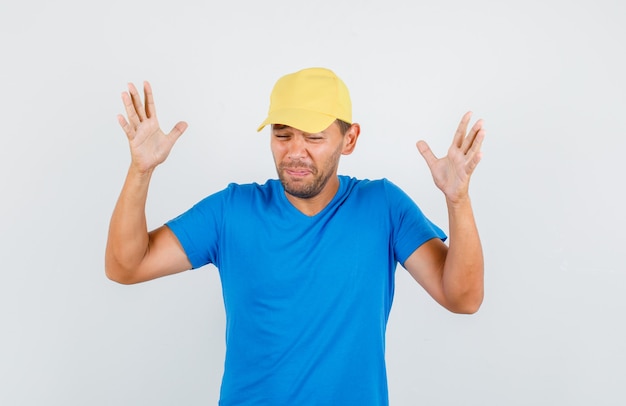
277, 149, 341, 199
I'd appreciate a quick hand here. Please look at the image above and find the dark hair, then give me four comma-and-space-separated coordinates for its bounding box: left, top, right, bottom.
335, 119, 352, 135
273, 120, 353, 135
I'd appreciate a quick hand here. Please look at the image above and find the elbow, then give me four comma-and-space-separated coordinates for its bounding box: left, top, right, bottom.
105, 267, 134, 285
106, 272, 137, 285
446, 291, 484, 315
451, 301, 482, 315
104, 257, 140, 285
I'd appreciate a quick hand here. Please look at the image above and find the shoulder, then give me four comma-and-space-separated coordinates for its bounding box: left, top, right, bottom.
196, 180, 280, 202
221, 180, 283, 203
168, 180, 282, 230
186, 180, 286, 217
340, 176, 408, 200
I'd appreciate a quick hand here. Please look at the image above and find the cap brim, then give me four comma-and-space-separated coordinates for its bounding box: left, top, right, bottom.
257, 108, 337, 134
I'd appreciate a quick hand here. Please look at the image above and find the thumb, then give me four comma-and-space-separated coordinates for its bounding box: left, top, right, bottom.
168, 121, 188, 142
416, 140, 437, 168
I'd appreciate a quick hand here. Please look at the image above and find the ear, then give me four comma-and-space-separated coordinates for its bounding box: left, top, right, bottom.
341, 123, 361, 155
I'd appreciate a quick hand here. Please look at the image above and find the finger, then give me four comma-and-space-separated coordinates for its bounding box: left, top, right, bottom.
416, 140, 438, 168
452, 111, 472, 148
128, 83, 147, 121
462, 131, 485, 177
121, 91, 141, 129
117, 114, 135, 140
461, 118, 484, 155
143, 81, 157, 119
167, 121, 188, 143
466, 148, 484, 174
465, 128, 486, 160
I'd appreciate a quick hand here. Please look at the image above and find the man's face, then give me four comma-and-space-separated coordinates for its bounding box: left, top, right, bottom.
270, 122, 346, 199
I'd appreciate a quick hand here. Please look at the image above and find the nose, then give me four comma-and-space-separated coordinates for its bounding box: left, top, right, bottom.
286, 136, 307, 160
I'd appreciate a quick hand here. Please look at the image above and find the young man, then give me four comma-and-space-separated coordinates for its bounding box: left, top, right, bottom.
105, 67, 485, 405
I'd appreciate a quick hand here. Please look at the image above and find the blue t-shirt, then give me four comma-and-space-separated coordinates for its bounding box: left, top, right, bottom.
166, 176, 446, 405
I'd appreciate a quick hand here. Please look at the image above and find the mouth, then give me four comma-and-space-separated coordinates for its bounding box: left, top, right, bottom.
281, 163, 315, 179
285, 168, 312, 177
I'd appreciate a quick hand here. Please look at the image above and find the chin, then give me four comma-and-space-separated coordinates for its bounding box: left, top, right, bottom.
283, 185, 319, 199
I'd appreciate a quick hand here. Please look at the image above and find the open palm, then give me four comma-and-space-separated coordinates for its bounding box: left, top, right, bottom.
417, 112, 485, 204
117, 81, 188, 174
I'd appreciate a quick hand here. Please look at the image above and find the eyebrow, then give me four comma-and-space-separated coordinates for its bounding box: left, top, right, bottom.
272, 124, 291, 131
272, 125, 303, 134
271, 124, 322, 136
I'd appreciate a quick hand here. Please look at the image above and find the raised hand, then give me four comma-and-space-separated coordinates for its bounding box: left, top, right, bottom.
117, 81, 188, 174
416, 112, 485, 204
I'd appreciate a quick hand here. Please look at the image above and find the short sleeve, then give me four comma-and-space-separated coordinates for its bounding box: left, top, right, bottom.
165, 188, 229, 269
383, 179, 447, 265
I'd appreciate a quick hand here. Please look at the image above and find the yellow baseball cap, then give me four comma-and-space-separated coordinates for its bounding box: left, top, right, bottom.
257, 67, 352, 133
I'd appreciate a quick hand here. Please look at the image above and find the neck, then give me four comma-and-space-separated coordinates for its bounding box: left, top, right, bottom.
285, 176, 340, 216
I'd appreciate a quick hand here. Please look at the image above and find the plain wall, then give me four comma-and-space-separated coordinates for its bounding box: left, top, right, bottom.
1, 0, 625, 405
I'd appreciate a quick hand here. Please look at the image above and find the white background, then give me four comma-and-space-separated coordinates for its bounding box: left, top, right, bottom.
1, 0, 625, 405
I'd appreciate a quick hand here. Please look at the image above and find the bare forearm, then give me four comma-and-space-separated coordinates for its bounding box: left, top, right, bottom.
442, 197, 484, 313
105, 166, 154, 280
